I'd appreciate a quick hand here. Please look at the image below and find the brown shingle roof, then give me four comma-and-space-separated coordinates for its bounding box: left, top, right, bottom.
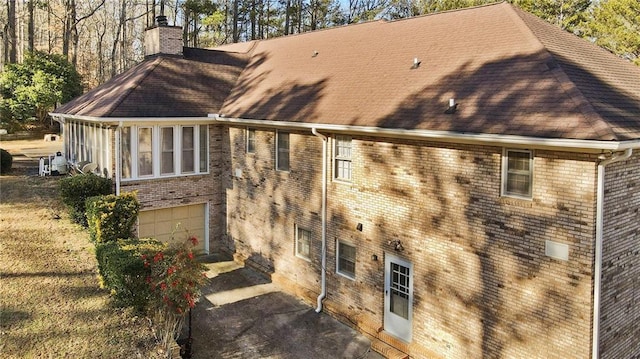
54, 47, 248, 117
54, 2, 640, 142
219, 2, 640, 141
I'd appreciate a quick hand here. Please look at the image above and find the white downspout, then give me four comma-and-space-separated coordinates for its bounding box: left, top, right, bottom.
593, 148, 632, 359
115, 122, 123, 195
312, 128, 328, 313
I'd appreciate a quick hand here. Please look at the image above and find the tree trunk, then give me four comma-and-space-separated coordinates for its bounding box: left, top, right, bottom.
233, 0, 239, 42
27, 0, 34, 52
111, 0, 126, 77
7, 0, 17, 63
285, 0, 290, 35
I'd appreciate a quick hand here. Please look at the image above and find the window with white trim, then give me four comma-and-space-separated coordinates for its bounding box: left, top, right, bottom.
181, 126, 195, 173
199, 125, 208, 172
295, 225, 311, 260
337, 241, 356, 279
502, 149, 533, 198
334, 135, 352, 181
276, 131, 289, 171
120, 124, 209, 180
161, 127, 175, 175
138, 127, 153, 176
246, 128, 256, 153
121, 127, 132, 179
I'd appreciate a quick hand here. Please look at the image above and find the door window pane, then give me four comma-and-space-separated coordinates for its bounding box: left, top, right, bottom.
390, 263, 410, 319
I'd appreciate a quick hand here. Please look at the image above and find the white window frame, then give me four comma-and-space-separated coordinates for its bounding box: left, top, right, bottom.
160, 126, 176, 175
276, 131, 290, 172
336, 240, 356, 280
501, 148, 533, 199
199, 124, 208, 172
120, 124, 209, 181
137, 126, 154, 177
246, 128, 256, 154
181, 126, 196, 174
333, 135, 352, 182
295, 225, 312, 261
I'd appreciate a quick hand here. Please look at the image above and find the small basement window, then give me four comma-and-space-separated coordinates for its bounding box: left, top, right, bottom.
337, 241, 356, 279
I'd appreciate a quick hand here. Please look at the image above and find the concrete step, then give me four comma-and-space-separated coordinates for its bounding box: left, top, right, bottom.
369, 337, 409, 359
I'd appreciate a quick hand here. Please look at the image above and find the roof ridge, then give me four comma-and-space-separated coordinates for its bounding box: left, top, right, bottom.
383, 1, 505, 24
105, 57, 164, 117
507, 4, 619, 141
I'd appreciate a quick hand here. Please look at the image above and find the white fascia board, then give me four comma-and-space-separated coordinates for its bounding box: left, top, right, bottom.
209, 114, 640, 153
49, 113, 216, 126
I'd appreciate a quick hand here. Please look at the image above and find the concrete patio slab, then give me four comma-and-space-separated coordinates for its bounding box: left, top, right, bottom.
183, 253, 383, 359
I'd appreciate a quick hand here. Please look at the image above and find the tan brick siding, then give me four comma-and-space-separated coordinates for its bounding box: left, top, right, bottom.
223, 127, 598, 359
600, 152, 640, 359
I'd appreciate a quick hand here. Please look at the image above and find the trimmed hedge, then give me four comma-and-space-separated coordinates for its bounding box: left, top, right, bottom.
59, 174, 112, 226
0, 148, 12, 174
86, 192, 140, 243
95, 238, 166, 311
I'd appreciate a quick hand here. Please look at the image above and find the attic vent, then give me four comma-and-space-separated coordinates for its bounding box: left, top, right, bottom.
312, 50, 319, 58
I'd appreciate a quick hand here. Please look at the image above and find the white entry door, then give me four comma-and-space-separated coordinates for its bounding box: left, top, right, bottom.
384, 253, 413, 342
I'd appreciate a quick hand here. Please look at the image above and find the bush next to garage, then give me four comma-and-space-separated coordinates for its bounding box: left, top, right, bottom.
59, 173, 112, 226
0, 148, 13, 174
86, 192, 140, 243
95, 238, 166, 312
145, 235, 208, 354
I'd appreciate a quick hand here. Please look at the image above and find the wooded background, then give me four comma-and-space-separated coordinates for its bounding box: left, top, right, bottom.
1, 0, 638, 90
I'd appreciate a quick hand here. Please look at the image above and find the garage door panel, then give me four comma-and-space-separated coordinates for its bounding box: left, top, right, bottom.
138, 204, 207, 254
138, 223, 156, 238
138, 211, 155, 226
172, 206, 190, 220
155, 208, 173, 222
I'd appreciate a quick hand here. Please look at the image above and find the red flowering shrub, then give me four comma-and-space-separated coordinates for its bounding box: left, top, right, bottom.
143, 236, 207, 355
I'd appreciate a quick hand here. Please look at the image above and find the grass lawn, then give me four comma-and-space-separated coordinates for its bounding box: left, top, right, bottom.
0, 142, 163, 358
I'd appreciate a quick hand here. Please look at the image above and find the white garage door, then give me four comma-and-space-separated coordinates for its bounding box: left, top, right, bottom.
138, 203, 208, 254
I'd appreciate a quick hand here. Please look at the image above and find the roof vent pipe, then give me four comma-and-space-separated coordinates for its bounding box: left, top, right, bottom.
445, 98, 458, 114
411, 57, 421, 69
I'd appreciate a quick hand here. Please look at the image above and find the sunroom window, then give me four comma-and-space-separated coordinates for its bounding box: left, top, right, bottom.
120, 124, 209, 180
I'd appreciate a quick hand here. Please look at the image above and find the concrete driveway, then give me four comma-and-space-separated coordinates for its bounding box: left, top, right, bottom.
183, 253, 382, 359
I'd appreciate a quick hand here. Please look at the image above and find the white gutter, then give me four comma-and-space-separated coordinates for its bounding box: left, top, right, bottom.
592, 148, 633, 359
312, 127, 328, 313
49, 113, 218, 125
209, 115, 640, 152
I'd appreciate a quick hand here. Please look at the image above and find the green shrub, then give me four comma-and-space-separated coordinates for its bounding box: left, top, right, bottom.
59, 174, 112, 226
0, 149, 12, 174
95, 238, 166, 311
86, 192, 140, 243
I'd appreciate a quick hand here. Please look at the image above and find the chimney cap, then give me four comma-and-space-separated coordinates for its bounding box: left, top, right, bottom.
156, 15, 168, 26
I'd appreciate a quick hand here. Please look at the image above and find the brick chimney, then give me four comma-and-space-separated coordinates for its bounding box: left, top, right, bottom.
144, 17, 183, 57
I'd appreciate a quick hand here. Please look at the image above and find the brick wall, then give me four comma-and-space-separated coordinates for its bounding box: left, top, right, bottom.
223, 127, 599, 359
599, 152, 640, 359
